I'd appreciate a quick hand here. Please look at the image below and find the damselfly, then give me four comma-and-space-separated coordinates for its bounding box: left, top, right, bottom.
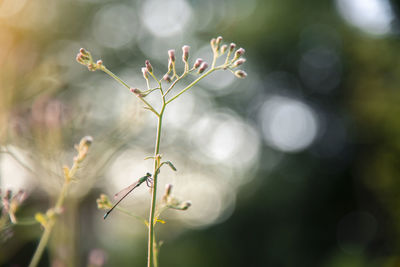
103, 173, 152, 219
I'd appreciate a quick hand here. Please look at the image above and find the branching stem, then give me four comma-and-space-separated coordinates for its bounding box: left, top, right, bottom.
101, 66, 159, 116
28, 145, 85, 267
148, 103, 165, 267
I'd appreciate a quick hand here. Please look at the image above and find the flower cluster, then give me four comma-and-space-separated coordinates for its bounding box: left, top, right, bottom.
96, 194, 112, 211
161, 184, 191, 211
74, 135, 93, 164
76, 36, 247, 105
76, 48, 104, 72
1, 189, 28, 224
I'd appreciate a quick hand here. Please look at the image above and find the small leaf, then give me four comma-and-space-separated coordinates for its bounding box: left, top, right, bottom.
156, 219, 166, 224
162, 161, 177, 171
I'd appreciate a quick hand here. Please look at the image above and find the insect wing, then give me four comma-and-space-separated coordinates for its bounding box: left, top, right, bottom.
113, 181, 140, 201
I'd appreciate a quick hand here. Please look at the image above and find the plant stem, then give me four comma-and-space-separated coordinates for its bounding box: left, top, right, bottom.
165, 67, 220, 105
153, 234, 159, 267
101, 66, 159, 116
29, 154, 81, 267
28, 181, 69, 267
28, 217, 55, 267
148, 104, 165, 267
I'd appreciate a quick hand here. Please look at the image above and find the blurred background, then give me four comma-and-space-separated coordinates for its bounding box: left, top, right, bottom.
1, 0, 400, 266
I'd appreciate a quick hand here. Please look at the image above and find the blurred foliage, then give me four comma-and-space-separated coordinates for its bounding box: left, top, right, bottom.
1, 0, 400, 266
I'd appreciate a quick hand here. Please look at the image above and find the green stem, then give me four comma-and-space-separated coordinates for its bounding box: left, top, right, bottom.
149, 72, 163, 94
101, 67, 131, 89
101, 66, 159, 116
28, 218, 55, 267
166, 67, 221, 105
29, 154, 81, 267
148, 104, 165, 267
28, 181, 69, 267
153, 234, 158, 267
116, 206, 147, 224
163, 71, 190, 97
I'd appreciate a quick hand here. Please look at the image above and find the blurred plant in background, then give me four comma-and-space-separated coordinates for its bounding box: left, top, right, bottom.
1, 0, 400, 266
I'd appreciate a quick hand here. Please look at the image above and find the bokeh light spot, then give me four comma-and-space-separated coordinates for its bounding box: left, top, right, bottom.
190, 112, 260, 168
92, 4, 138, 48
0, 146, 34, 191
260, 96, 318, 153
335, 0, 394, 36
141, 0, 192, 37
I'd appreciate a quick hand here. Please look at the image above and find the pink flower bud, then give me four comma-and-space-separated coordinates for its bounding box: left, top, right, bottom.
182, 45, 190, 62
234, 48, 245, 59
216, 36, 223, 44
232, 58, 246, 67
79, 48, 90, 56
168, 49, 175, 62
221, 45, 228, 54
234, 70, 247, 78
210, 38, 216, 49
180, 201, 191, 210
198, 62, 208, 73
145, 60, 153, 73
193, 58, 203, 69
76, 54, 84, 63
130, 88, 143, 97
229, 43, 236, 52
163, 74, 171, 82
87, 63, 96, 71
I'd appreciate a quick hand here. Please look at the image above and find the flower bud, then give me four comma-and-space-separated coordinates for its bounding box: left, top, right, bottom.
145, 60, 153, 73
87, 64, 97, 71
130, 88, 144, 97
75, 136, 93, 163
216, 36, 223, 46
163, 74, 171, 83
198, 62, 208, 73
142, 67, 149, 79
76, 54, 89, 64
76, 48, 103, 72
168, 49, 175, 63
80, 136, 93, 147
182, 45, 190, 62
221, 44, 228, 54
229, 43, 236, 52
232, 58, 246, 67
233, 48, 245, 60
193, 58, 203, 69
180, 201, 191, 210
234, 70, 247, 78
79, 48, 90, 57
96, 194, 112, 210
210, 38, 216, 50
